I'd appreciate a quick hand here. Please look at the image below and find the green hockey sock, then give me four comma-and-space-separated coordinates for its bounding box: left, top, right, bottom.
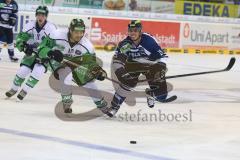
25, 76, 39, 88
13, 75, 25, 87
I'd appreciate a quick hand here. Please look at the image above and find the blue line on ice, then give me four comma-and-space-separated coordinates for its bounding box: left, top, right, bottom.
0, 128, 174, 160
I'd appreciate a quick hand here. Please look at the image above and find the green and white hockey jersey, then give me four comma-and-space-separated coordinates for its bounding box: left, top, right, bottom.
16, 20, 57, 51
38, 30, 101, 86
16, 20, 57, 69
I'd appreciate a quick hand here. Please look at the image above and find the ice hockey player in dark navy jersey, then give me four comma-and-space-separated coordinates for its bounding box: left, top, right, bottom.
117, 31, 167, 62
0, 0, 18, 62
106, 20, 170, 117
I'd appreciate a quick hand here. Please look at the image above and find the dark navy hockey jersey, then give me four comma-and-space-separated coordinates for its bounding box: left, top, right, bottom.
0, 0, 18, 28
115, 33, 168, 63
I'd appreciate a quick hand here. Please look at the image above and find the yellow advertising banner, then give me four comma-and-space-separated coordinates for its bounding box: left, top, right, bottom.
175, 0, 239, 18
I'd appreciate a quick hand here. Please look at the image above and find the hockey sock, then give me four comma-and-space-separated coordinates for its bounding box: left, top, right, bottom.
24, 76, 39, 92
94, 98, 107, 108
8, 43, 14, 57
8, 49, 14, 57
111, 93, 126, 110
22, 64, 45, 93
12, 75, 25, 91
11, 66, 32, 91
62, 94, 73, 104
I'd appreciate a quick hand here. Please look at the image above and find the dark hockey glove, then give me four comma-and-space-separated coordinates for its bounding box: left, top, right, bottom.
91, 66, 107, 81
48, 50, 63, 63
96, 69, 107, 81
8, 16, 17, 26
22, 43, 34, 56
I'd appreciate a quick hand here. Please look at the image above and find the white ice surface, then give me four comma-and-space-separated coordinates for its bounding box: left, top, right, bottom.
0, 49, 240, 160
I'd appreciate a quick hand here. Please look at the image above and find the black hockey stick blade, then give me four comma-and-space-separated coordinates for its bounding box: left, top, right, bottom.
160, 95, 177, 103
225, 57, 236, 71
166, 57, 236, 80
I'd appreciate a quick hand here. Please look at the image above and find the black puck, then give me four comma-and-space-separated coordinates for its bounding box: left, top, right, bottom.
130, 140, 137, 144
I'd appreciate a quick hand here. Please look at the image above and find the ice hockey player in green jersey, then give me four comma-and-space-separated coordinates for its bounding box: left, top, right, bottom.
37, 18, 108, 114
5, 5, 57, 101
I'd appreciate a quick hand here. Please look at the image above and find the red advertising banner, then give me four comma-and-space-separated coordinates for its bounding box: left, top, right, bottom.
90, 18, 180, 48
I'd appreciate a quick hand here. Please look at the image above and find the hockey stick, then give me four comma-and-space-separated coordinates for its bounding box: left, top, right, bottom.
33, 49, 235, 82
33, 50, 235, 89
63, 57, 236, 86
106, 57, 236, 84
165, 57, 236, 80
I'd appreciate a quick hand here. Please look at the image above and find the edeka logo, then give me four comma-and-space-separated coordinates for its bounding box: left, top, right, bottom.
184, 2, 230, 17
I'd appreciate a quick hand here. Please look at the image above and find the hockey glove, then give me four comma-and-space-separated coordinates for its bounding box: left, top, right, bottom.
22, 43, 34, 56
48, 50, 63, 63
91, 66, 107, 81
8, 16, 17, 26
96, 69, 107, 81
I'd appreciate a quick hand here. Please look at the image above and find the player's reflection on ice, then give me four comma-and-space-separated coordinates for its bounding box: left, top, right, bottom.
49, 73, 174, 121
